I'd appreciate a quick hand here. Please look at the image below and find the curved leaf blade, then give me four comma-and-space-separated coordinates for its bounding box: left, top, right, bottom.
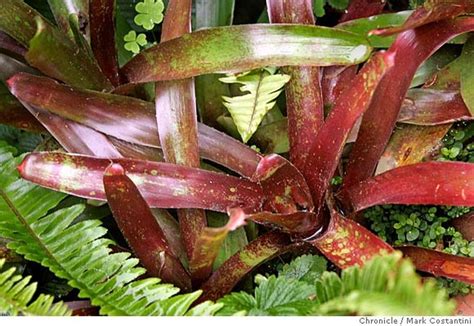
7, 73, 261, 176
121, 24, 373, 83
302, 51, 394, 212
103, 163, 192, 291
309, 209, 394, 269
398, 89, 472, 125
371, 0, 474, 36
198, 231, 292, 302
344, 17, 474, 189
342, 161, 474, 212
398, 246, 474, 284
267, 0, 325, 170
18, 152, 264, 212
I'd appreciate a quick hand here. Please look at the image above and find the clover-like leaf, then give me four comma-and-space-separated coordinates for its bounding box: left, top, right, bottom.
124, 31, 147, 54
134, 0, 165, 30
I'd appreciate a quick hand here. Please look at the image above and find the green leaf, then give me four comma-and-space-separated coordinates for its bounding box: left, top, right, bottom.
124, 30, 147, 54
278, 254, 327, 284
313, 0, 326, 17
134, 0, 164, 30
313, 253, 456, 315
0, 259, 71, 316
337, 11, 412, 48
195, 0, 235, 29
327, 0, 349, 10
217, 275, 315, 316
219, 69, 290, 143
122, 24, 373, 83
207, 213, 248, 270
410, 46, 458, 88
460, 36, 474, 115
0, 147, 220, 316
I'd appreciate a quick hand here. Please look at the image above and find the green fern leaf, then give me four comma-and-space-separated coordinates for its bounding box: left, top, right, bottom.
313, 253, 456, 315
219, 68, 290, 143
0, 146, 219, 316
0, 259, 71, 316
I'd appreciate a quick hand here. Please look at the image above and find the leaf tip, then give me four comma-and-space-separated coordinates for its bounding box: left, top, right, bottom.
104, 163, 125, 177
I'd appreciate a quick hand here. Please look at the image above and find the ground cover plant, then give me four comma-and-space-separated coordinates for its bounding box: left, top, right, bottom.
0, 0, 474, 317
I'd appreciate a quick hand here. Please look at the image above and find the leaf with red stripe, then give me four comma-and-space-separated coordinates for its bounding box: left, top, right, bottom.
253, 154, 313, 214
344, 17, 474, 189
18, 152, 264, 212
341, 161, 474, 212
189, 208, 248, 284
398, 246, 474, 284
398, 89, 472, 125
154, 0, 207, 274
90, 0, 120, 86
302, 51, 394, 213
308, 208, 394, 269
121, 24, 372, 83
371, 0, 474, 36
7, 73, 261, 177
227, 207, 320, 236
266, 0, 324, 170
103, 163, 191, 290
198, 231, 292, 302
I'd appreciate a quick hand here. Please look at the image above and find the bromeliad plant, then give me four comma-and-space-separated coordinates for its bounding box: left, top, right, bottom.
1, 0, 474, 316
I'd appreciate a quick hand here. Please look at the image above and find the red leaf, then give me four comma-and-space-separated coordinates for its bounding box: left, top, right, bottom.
189, 208, 248, 285
90, 0, 120, 86
309, 208, 393, 269
228, 207, 320, 235
65, 301, 99, 316
398, 246, 474, 284
267, 0, 324, 170
21, 105, 121, 158
451, 211, 474, 241
198, 231, 292, 302
155, 0, 207, 275
455, 294, 474, 315
0, 94, 45, 133
253, 154, 313, 214
7, 73, 261, 176
344, 17, 474, 189
371, 0, 474, 36
18, 152, 264, 212
398, 89, 472, 125
341, 161, 474, 212
322, 65, 357, 109
302, 51, 394, 213
103, 163, 191, 291
340, 0, 387, 23
0, 31, 26, 57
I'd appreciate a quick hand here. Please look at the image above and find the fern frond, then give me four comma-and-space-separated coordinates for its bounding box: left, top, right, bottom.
0, 146, 219, 316
219, 67, 290, 143
0, 259, 71, 316
217, 253, 455, 316
313, 252, 456, 316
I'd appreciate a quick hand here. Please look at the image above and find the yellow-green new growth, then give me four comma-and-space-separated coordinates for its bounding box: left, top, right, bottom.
220, 68, 290, 143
